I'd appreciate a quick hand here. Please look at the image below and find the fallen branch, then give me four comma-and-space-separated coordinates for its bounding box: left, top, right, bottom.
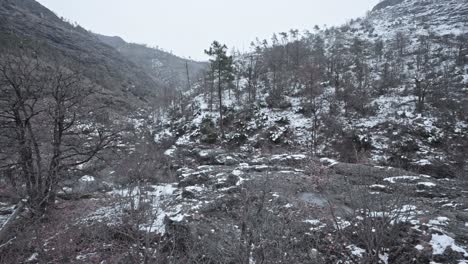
0, 200, 25, 244
0, 236, 16, 250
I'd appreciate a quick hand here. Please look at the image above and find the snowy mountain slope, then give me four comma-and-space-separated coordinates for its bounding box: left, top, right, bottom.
42, 0, 468, 261
368, 0, 468, 37
1, 0, 468, 263
153, 0, 468, 177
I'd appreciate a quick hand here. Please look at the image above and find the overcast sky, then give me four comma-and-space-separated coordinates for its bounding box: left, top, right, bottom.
36, 0, 379, 61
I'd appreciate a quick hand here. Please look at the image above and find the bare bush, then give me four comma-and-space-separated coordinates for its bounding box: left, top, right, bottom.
327, 182, 415, 263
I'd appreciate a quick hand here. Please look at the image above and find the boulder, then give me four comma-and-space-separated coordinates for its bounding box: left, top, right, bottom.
197, 149, 226, 164
73, 175, 104, 194
215, 174, 239, 189
178, 173, 210, 188
181, 189, 197, 199
215, 154, 239, 166
416, 163, 456, 179
433, 247, 466, 264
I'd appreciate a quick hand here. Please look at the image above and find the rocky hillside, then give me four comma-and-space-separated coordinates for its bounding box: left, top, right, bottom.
370, 0, 467, 35
140, 0, 468, 260
0, 0, 166, 110
0, 0, 467, 263
96, 34, 207, 92
155, 0, 468, 178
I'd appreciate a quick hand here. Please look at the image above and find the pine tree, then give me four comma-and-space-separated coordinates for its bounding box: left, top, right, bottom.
205, 41, 234, 137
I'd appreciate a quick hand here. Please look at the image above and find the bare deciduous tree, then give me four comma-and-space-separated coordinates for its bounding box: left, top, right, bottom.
0, 48, 118, 223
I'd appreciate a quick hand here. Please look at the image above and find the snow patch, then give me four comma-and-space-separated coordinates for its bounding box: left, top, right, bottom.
417, 182, 437, 187
320, 158, 339, 167
429, 217, 449, 226
79, 175, 95, 182
415, 245, 424, 251
383, 176, 420, 183
430, 234, 468, 256
348, 245, 366, 257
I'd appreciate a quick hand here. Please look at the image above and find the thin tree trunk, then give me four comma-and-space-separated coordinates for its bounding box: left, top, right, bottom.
210, 72, 214, 112
218, 64, 224, 137
185, 62, 191, 91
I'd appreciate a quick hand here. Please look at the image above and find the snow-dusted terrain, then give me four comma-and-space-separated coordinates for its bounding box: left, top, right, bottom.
0, 0, 467, 263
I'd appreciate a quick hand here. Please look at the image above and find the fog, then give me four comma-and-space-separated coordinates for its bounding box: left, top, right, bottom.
37, 0, 380, 60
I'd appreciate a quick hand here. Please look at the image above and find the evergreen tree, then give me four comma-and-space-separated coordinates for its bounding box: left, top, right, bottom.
205, 41, 234, 136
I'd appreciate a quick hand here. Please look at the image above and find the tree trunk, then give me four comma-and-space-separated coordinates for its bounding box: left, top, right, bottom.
185, 62, 191, 91
218, 64, 224, 137
415, 78, 425, 113
210, 72, 214, 112
248, 56, 253, 103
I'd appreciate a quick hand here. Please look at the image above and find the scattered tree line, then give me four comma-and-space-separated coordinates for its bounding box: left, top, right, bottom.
189, 27, 467, 158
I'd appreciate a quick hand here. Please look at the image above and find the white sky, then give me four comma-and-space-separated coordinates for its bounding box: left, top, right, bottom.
36, 0, 380, 61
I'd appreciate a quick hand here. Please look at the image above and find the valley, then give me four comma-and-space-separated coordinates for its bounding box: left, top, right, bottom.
0, 0, 467, 263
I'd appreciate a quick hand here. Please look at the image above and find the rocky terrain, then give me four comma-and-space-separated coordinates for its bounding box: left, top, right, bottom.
0, 0, 467, 263
2, 138, 466, 262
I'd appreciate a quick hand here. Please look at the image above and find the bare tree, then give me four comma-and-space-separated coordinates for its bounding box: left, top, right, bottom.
0, 48, 117, 221
299, 57, 325, 155
245, 43, 264, 105
394, 31, 410, 58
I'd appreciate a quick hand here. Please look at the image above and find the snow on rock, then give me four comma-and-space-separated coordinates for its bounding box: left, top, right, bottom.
415, 245, 425, 251
370, 184, 387, 189
455, 121, 468, 134
304, 219, 327, 230
417, 182, 437, 188
83, 184, 181, 235
335, 218, 351, 229
383, 176, 421, 183
128, 117, 146, 132
185, 185, 206, 193
430, 234, 468, 256
175, 133, 194, 147
304, 219, 321, 225
414, 159, 432, 166
215, 154, 239, 165
26, 253, 39, 263
428, 216, 449, 226
154, 128, 173, 143
148, 184, 178, 197
320, 158, 339, 167
271, 153, 307, 162
79, 175, 95, 183
348, 245, 366, 257
164, 146, 177, 157
232, 169, 244, 176
379, 253, 389, 264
